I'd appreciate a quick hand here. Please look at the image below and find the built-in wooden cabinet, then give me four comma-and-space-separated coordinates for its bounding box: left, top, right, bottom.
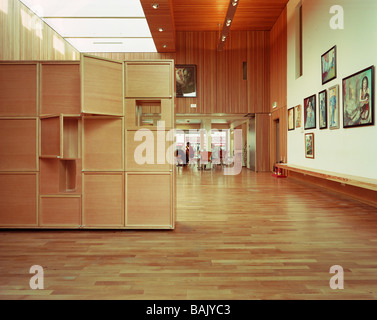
0, 57, 175, 229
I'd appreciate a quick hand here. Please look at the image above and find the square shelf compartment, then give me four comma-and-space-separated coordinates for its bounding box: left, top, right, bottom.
40, 114, 80, 159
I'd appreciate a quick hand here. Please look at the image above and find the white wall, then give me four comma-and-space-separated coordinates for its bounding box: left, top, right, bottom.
287, 0, 377, 179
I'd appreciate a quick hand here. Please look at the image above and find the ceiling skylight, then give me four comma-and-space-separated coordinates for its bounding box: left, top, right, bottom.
19, 0, 157, 53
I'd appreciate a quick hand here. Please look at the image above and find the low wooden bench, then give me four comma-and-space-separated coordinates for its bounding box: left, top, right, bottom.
275, 163, 377, 207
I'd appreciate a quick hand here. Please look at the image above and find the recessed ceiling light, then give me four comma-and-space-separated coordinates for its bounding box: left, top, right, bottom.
152, 3, 159, 9
158, 28, 164, 32
163, 44, 167, 48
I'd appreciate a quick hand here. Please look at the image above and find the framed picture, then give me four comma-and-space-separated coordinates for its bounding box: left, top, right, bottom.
295, 105, 302, 128
321, 46, 337, 85
175, 64, 197, 98
343, 65, 374, 128
288, 107, 295, 131
304, 95, 316, 130
305, 133, 315, 159
329, 84, 340, 129
319, 90, 328, 129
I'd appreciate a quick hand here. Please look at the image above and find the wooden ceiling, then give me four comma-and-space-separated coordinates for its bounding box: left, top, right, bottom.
142, 0, 289, 52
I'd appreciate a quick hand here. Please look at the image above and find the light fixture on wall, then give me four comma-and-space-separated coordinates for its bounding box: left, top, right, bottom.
218, 0, 239, 51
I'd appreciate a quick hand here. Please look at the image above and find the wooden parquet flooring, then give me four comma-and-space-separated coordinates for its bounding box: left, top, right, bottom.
1, 167, 377, 300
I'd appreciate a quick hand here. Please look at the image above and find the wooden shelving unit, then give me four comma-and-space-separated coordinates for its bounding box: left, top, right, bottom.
0, 57, 176, 230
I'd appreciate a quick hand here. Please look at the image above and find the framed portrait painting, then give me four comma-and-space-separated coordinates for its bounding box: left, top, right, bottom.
175, 64, 197, 98
305, 133, 314, 159
321, 46, 337, 85
295, 105, 302, 128
288, 107, 295, 131
329, 84, 340, 129
304, 95, 316, 130
319, 90, 328, 129
343, 65, 374, 128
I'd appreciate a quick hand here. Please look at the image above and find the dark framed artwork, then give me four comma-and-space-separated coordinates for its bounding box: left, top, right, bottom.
295, 105, 302, 128
288, 107, 295, 131
319, 90, 328, 129
329, 84, 340, 129
304, 94, 316, 130
305, 133, 315, 159
321, 45, 337, 85
175, 64, 197, 98
343, 65, 374, 128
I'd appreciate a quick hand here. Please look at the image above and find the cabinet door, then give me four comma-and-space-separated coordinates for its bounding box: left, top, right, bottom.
125, 61, 173, 98
0, 174, 38, 227
0, 119, 38, 171
83, 117, 124, 171
83, 173, 124, 228
39, 196, 81, 227
40, 63, 81, 115
126, 173, 173, 229
0, 63, 37, 117
81, 54, 123, 116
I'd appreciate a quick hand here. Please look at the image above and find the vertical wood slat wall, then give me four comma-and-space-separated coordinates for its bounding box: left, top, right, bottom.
0, 56, 175, 229
87, 30, 271, 115
0, 0, 79, 61
270, 7, 288, 170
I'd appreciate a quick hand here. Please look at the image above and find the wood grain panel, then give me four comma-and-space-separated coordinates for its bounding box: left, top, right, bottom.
0, 173, 37, 226
172, 0, 288, 32
126, 173, 172, 228
0, 63, 37, 117
83, 117, 124, 172
0, 0, 79, 60
270, 7, 287, 112
83, 173, 124, 228
0, 118, 38, 171
81, 55, 123, 116
40, 64, 81, 115
247, 31, 270, 114
39, 196, 81, 227
230, 32, 248, 114
256, 113, 270, 172
140, 0, 176, 53
125, 61, 173, 98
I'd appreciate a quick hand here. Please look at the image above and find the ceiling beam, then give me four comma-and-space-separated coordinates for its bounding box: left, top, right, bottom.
140, 0, 176, 53
218, 0, 239, 51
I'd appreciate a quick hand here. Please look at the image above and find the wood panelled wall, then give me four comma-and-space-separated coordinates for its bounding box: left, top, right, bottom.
270, 7, 288, 170
88, 30, 270, 115
0, 0, 79, 60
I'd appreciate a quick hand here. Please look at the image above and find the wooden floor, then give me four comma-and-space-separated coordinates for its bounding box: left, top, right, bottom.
1, 167, 377, 300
